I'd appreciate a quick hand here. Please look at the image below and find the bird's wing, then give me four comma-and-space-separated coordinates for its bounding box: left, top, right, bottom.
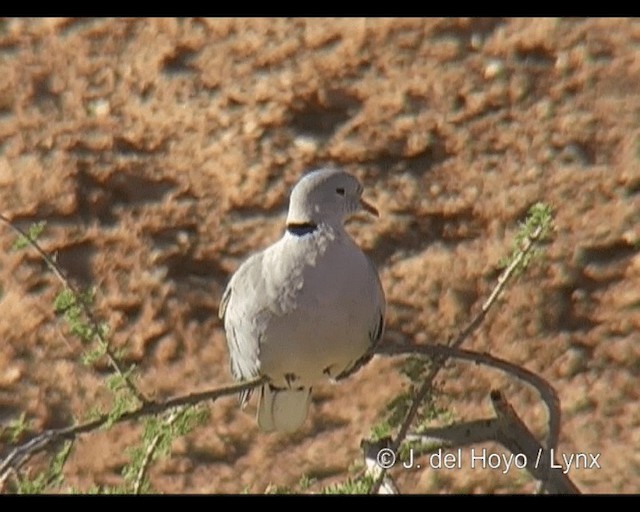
334, 253, 386, 381
219, 252, 268, 388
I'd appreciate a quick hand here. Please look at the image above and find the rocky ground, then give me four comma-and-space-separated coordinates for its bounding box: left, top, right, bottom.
0, 18, 639, 494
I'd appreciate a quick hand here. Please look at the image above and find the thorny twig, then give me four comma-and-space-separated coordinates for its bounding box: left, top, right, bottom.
368, 223, 547, 494
133, 408, 182, 495
0, 377, 266, 482
0, 213, 147, 405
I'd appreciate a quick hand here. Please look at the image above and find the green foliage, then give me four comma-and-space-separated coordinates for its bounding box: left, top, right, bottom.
84, 406, 105, 422
367, 355, 452, 479
103, 370, 141, 429
384, 391, 414, 428
322, 473, 375, 494
81, 344, 108, 366
381, 356, 443, 431
171, 406, 209, 438
369, 420, 392, 442
265, 483, 294, 494
3, 217, 212, 495
414, 397, 452, 432
297, 474, 317, 491
401, 355, 434, 381
16, 441, 72, 494
12, 221, 47, 250
53, 288, 76, 312
1, 412, 30, 443
121, 406, 208, 493
54, 287, 104, 343
104, 391, 138, 429
63, 484, 102, 494
498, 202, 553, 271
264, 474, 319, 494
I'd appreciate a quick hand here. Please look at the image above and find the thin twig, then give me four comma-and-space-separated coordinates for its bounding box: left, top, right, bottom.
132, 408, 182, 494
0, 213, 147, 405
0, 377, 266, 481
450, 224, 543, 351
369, 224, 545, 494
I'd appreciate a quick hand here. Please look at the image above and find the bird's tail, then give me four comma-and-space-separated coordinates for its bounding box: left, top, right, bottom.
257, 384, 311, 432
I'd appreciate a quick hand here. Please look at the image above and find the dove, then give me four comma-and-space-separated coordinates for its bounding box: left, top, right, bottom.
219, 167, 385, 432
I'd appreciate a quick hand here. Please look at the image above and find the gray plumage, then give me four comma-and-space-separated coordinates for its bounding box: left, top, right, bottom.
219, 167, 385, 432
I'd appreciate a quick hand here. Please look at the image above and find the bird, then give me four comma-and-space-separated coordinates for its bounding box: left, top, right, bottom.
219, 167, 385, 432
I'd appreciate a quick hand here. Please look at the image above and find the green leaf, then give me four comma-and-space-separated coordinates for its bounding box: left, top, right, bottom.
322, 474, 374, 494
369, 420, 392, 442
16, 440, 72, 493
54, 288, 76, 313
384, 391, 413, 428
16, 473, 48, 494
12, 221, 47, 250
400, 356, 432, 382
81, 344, 108, 366
1, 412, 30, 443
498, 202, 554, 272
171, 406, 208, 437
84, 406, 105, 422
298, 474, 317, 491
265, 483, 294, 494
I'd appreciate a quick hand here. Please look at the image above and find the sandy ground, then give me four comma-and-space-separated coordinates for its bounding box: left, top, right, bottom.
0, 18, 639, 494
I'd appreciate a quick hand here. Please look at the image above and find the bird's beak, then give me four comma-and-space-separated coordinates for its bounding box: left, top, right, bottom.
360, 197, 379, 217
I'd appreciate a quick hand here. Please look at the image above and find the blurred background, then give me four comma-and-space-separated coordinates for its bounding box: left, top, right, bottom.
0, 18, 638, 493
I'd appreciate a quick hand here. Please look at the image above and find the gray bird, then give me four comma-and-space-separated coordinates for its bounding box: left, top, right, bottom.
219, 167, 385, 432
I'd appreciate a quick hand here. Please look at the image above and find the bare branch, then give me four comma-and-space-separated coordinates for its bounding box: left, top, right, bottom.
490, 390, 579, 494
406, 418, 500, 450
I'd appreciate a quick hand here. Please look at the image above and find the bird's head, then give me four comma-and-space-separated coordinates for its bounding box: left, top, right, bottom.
286, 167, 378, 228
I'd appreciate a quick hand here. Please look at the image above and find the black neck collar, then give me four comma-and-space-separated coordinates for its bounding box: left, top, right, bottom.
286, 222, 318, 236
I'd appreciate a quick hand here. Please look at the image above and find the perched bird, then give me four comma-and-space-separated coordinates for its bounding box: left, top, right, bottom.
219, 167, 385, 432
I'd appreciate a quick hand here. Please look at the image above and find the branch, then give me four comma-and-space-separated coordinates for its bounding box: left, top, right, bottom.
0, 377, 266, 481
368, 221, 547, 494
0, 213, 147, 405
450, 223, 544, 350
397, 392, 578, 493
376, 343, 563, 492
490, 390, 579, 494
373, 344, 564, 492
405, 419, 501, 449
376, 343, 561, 453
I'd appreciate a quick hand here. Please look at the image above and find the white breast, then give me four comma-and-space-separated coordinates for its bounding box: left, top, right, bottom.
257, 229, 380, 387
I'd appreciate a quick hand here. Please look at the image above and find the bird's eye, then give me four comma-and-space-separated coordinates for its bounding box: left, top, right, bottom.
336, 187, 345, 196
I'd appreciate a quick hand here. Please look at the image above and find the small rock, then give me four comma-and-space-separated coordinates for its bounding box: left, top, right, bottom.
87, 98, 110, 117
484, 59, 505, 80
0, 365, 23, 388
